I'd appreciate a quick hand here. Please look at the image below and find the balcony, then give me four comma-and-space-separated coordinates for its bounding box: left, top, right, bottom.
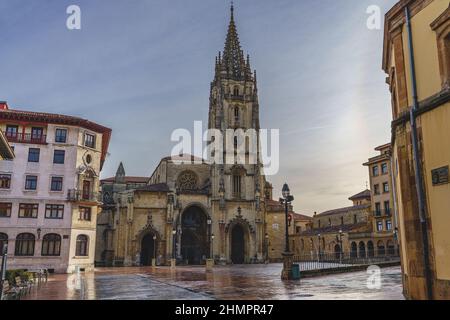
373, 209, 391, 218
67, 189, 102, 204
3, 132, 47, 145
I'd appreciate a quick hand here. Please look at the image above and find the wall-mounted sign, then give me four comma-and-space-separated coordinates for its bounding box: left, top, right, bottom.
432, 166, 449, 186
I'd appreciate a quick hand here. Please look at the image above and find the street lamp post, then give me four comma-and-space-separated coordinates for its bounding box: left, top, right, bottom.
265, 233, 269, 264
280, 183, 294, 280
211, 234, 215, 260
152, 235, 157, 267
338, 229, 343, 264
394, 228, 399, 256
171, 229, 177, 268
0, 243, 8, 300
317, 233, 321, 262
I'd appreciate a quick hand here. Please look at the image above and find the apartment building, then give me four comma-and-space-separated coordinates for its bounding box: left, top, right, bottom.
0, 130, 14, 160
383, 0, 450, 299
363, 144, 396, 235
0, 101, 111, 273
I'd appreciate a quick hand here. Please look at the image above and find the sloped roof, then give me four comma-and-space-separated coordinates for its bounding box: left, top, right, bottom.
300, 222, 368, 236
292, 212, 313, 221
161, 154, 207, 163
134, 183, 170, 193
316, 204, 371, 217
348, 189, 371, 201
101, 176, 149, 184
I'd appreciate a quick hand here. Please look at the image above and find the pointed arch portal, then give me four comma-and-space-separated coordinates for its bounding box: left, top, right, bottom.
231, 224, 245, 264
181, 205, 209, 265
141, 233, 155, 266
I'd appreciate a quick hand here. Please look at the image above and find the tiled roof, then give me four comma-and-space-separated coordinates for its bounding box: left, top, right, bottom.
101, 176, 149, 183
348, 189, 371, 200
299, 222, 368, 236
292, 212, 313, 221
0, 107, 112, 168
316, 204, 371, 217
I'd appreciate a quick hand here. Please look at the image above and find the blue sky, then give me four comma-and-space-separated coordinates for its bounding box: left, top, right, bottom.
0, 0, 397, 213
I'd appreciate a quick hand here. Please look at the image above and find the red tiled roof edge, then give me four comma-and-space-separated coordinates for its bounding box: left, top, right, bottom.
0, 108, 112, 169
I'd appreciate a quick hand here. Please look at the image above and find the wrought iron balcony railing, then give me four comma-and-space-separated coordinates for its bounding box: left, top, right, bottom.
67, 189, 102, 203
4, 132, 47, 144
373, 209, 392, 217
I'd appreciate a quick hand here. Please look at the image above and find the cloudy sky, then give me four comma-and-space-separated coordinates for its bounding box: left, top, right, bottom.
0, 0, 397, 214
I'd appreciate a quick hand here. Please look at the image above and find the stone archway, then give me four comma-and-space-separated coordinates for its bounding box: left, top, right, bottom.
225, 212, 255, 264
231, 224, 245, 264
367, 241, 375, 257
180, 205, 209, 265
377, 240, 386, 256
140, 233, 155, 266
334, 244, 341, 259
358, 241, 366, 258
350, 242, 357, 258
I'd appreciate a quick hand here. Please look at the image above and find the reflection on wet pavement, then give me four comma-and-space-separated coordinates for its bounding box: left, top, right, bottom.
24, 264, 404, 300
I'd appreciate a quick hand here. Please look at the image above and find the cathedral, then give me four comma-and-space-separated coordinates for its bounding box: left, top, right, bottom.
95, 5, 279, 266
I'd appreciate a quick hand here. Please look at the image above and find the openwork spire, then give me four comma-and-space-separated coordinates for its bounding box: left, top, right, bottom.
220, 3, 250, 81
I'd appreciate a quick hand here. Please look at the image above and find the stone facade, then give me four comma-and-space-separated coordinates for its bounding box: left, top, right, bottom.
265, 199, 312, 261
95, 6, 286, 267
292, 190, 397, 259
363, 144, 396, 236
383, 0, 450, 300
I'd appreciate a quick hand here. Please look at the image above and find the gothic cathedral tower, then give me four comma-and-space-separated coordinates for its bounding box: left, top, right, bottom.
209, 4, 265, 264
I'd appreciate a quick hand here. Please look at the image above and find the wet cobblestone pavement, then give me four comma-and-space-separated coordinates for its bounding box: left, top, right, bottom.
24, 264, 404, 300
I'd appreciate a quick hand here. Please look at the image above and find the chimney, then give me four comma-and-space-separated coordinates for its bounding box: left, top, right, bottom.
0, 101, 9, 110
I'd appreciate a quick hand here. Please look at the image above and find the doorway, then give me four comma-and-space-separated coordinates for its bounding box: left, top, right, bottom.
141, 233, 155, 266
231, 224, 245, 264
181, 206, 208, 265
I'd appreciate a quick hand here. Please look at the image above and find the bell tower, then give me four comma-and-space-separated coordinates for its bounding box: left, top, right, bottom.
208, 4, 263, 202
208, 4, 266, 264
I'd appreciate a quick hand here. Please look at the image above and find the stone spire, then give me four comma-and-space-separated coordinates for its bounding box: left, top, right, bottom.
220, 3, 250, 81
115, 162, 125, 183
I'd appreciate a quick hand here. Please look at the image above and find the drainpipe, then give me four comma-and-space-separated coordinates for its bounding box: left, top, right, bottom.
389, 155, 400, 246
405, 6, 433, 300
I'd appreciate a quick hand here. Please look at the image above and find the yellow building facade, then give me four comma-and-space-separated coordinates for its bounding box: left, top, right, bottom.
383, 0, 450, 299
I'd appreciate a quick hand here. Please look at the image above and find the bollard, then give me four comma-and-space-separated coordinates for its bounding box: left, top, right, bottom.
205, 259, 214, 271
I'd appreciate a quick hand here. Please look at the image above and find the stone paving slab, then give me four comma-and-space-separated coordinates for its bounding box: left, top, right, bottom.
24, 264, 404, 300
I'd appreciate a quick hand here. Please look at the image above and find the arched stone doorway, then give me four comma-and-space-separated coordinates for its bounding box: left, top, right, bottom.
350, 242, 357, 258
181, 205, 208, 265
141, 233, 155, 266
358, 241, 366, 258
377, 241, 385, 256
367, 241, 375, 257
334, 244, 341, 259
231, 224, 245, 264
387, 240, 395, 255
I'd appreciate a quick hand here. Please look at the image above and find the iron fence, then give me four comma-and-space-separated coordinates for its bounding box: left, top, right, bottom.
293, 251, 400, 271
